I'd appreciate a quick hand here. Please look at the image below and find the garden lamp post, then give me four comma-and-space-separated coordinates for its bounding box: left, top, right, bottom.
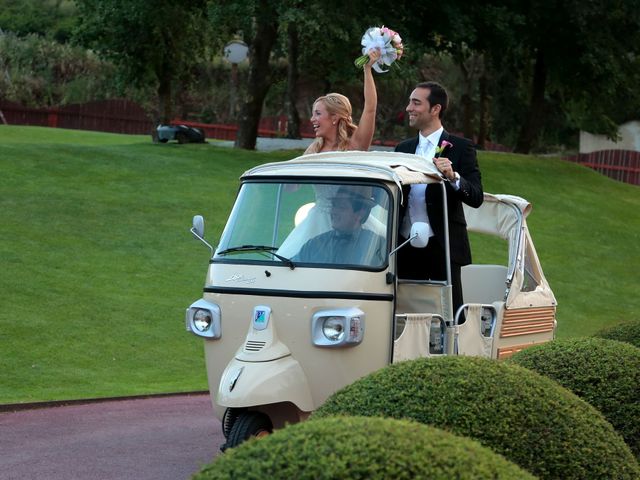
223, 40, 248, 122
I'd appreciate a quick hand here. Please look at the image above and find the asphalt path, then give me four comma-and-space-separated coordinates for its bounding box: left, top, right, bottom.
0, 394, 224, 480
215, 137, 394, 152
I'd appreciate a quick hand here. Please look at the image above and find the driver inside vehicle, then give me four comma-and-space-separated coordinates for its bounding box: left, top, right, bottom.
294, 185, 386, 267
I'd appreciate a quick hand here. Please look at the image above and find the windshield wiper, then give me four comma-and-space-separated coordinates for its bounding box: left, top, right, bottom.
216, 245, 295, 270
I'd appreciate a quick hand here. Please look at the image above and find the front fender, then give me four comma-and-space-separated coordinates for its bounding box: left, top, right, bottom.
216, 356, 314, 412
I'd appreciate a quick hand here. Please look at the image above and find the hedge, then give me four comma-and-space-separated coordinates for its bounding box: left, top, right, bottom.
193, 416, 537, 480
509, 337, 640, 458
594, 320, 640, 349
313, 356, 640, 479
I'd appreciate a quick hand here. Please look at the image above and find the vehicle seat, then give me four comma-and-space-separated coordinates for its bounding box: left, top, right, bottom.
456, 304, 494, 358
461, 264, 508, 304
393, 314, 445, 362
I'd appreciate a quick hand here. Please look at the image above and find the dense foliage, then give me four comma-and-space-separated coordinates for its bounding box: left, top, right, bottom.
0, 31, 120, 106
1, 1, 639, 151
193, 416, 537, 480
313, 356, 640, 479
0, 0, 76, 42
74, 0, 211, 123
594, 320, 640, 349
509, 337, 640, 458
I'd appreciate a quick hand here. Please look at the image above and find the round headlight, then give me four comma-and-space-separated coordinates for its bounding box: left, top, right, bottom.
322, 317, 344, 341
193, 309, 212, 332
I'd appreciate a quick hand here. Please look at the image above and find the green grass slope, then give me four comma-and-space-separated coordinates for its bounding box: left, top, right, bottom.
470, 151, 639, 338
0, 125, 638, 403
0, 126, 292, 403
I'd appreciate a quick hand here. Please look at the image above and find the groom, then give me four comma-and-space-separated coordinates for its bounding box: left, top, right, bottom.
395, 81, 484, 316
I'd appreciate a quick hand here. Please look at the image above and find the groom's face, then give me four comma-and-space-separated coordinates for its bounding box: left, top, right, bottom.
407, 87, 439, 132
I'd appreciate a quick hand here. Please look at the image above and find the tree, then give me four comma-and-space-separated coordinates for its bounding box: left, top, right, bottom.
0, 0, 77, 42
74, 0, 210, 124
279, 0, 363, 140
238, 0, 279, 149
391, 0, 640, 152
490, 0, 640, 152
209, 0, 278, 149
284, 23, 301, 139
209, 0, 368, 149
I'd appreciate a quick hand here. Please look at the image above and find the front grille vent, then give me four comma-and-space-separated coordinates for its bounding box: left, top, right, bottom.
244, 340, 266, 352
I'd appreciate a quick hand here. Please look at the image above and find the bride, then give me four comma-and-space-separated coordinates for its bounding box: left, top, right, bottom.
304, 49, 379, 154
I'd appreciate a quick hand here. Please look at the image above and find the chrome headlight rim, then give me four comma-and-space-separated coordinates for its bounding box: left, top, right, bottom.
312, 307, 365, 348
186, 299, 222, 339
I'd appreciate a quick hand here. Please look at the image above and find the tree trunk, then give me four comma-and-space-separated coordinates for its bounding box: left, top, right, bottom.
286, 23, 301, 139
235, 1, 278, 150
157, 62, 173, 125
515, 49, 547, 153
461, 93, 474, 140
477, 69, 489, 149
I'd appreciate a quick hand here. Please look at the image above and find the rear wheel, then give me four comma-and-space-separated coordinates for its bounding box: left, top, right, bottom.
224, 411, 272, 450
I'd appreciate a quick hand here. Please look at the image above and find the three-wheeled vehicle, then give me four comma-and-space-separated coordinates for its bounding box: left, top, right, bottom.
185, 151, 557, 449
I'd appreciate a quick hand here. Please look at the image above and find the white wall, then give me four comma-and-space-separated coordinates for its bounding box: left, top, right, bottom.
580, 121, 640, 154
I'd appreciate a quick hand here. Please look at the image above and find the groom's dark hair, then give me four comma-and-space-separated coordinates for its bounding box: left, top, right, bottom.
415, 81, 448, 119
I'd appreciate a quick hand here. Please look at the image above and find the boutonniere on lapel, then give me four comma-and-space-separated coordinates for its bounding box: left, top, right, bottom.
434, 140, 453, 158
433, 140, 455, 181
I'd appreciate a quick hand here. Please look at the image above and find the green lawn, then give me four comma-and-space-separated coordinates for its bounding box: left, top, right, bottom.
1, 126, 638, 404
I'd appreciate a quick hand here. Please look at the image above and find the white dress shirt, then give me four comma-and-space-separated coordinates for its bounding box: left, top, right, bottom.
400, 128, 443, 239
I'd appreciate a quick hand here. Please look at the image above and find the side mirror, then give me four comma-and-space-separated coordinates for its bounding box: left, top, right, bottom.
409, 222, 431, 248
192, 215, 205, 238
190, 215, 214, 257
389, 221, 432, 257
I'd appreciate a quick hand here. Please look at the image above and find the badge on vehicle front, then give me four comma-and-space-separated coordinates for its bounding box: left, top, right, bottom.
252, 306, 271, 331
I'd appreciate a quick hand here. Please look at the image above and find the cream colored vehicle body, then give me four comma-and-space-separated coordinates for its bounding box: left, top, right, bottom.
185, 151, 557, 447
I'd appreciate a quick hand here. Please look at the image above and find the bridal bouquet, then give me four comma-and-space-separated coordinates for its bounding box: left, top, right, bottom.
354, 26, 404, 73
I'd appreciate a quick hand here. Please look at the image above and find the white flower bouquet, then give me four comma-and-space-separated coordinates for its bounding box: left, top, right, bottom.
354, 26, 404, 73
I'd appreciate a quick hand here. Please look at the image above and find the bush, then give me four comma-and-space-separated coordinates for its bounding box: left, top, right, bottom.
509, 337, 640, 458
193, 416, 536, 480
594, 320, 640, 349
313, 356, 640, 480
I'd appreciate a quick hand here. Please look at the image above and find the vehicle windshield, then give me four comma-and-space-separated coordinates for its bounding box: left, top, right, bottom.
214, 181, 391, 269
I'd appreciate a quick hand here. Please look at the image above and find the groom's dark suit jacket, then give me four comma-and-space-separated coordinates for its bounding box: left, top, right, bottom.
395, 130, 483, 266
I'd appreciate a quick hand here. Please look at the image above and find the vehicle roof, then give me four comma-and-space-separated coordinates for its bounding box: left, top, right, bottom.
243, 151, 534, 221
242, 151, 445, 185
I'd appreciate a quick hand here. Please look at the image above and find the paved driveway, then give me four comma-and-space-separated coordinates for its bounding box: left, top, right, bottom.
0, 394, 224, 480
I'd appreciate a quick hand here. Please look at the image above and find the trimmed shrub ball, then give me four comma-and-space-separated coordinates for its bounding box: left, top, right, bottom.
192, 416, 537, 480
594, 320, 640, 349
509, 337, 640, 458
313, 356, 640, 480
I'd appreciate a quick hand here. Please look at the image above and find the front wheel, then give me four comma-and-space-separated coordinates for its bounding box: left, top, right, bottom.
221, 407, 244, 439
223, 412, 272, 450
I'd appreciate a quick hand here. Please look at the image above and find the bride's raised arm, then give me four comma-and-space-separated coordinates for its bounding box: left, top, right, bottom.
349, 50, 379, 151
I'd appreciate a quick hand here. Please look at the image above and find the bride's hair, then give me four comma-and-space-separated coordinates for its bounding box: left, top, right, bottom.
304, 93, 358, 154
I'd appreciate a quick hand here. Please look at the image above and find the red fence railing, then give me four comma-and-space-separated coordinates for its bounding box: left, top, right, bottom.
565, 150, 640, 186
0, 99, 154, 135
5, 100, 637, 186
